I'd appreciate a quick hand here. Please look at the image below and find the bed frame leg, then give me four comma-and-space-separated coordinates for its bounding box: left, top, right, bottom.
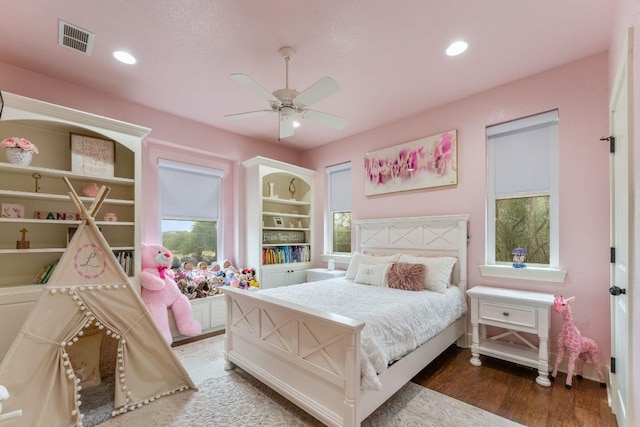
223, 354, 234, 370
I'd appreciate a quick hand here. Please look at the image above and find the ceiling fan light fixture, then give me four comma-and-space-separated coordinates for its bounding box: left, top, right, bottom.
227, 46, 347, 139
280, 106, 295, 120
446, 41, 468, 56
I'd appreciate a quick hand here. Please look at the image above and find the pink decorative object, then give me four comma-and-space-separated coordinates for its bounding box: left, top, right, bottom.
1, 137, 39, 153
3, 137, 38, 166
139, 243, 201, 344
386, 262, 425, 291
550, 295, 606, 389
82, 183, 100, 197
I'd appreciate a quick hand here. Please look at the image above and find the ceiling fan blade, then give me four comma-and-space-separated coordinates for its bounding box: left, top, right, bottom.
294, 76, 341, 108
279, 115, 295, 139
224, 110, 275, 120
300, 109, 347, 130
230, 73, 280, 103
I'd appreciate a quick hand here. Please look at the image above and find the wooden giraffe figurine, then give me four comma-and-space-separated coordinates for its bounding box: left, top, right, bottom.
550, 295, 606, 389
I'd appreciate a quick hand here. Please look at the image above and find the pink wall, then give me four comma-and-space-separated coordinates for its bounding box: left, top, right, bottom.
0, 47, 620, 392
301, 53, 612, 366
610, 0, 639, 422
0, 60, 302, 266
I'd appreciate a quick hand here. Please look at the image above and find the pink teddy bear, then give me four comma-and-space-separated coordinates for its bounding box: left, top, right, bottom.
139, 243, 201, 344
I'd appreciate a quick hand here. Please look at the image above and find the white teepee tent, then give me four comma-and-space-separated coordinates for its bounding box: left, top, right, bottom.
0, 179, 196, 426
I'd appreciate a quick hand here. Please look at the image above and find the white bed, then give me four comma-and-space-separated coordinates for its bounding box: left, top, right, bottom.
223, 214, 469, 427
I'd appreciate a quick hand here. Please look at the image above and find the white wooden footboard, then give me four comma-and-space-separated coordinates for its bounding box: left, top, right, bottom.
223, 286, 365, 427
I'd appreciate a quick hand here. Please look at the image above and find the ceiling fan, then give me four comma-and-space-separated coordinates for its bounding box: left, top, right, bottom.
225, 46, 347, 140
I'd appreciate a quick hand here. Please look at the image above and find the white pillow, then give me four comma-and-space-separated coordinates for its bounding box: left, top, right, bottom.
345, 252, 400, 280
397, 255, 457, 292
354, 263, 392, 286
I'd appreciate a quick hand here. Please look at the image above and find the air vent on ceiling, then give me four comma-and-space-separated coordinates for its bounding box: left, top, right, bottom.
58, 20, 94, 55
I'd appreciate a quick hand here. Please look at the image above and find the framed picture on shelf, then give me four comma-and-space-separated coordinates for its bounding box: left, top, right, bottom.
273, 216, 284, 228
67, 227, 78, 245
2, 203, 25, 218
67, 226, 102, 245
70, 133, 115, 177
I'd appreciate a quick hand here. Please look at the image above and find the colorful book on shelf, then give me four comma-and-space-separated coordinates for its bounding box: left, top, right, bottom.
37, 264, 53, 284
33, 265, 48, 284
40, 260, 59, 284
261, 245, 311, 265
114, 251, 134, 276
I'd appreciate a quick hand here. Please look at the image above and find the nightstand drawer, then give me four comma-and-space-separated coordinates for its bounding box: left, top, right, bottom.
479, 301, 536, 329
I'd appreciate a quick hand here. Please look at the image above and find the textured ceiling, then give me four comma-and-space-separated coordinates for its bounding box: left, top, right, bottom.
0, 1, 614, 150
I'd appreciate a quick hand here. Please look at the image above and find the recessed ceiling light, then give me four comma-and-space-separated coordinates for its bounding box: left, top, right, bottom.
113, 50, 137, 64
446, 41, 468, 56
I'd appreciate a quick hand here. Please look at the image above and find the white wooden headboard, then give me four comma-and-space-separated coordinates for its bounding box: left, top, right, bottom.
353, 214, 469, 293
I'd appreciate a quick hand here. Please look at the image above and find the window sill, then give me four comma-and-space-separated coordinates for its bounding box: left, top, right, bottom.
479, 264, 566, 283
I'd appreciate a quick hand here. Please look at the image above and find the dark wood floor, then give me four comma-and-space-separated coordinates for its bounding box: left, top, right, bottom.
411, 345, 618, 427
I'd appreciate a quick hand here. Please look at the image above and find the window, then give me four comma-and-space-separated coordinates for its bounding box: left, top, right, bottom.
158, 159, 222, 267
326, 162, 352, 253
485, 110, 564, 281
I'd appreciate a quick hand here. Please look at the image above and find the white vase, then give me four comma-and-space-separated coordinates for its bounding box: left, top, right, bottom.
5, 147, 33, 166
268, 182, 275, 198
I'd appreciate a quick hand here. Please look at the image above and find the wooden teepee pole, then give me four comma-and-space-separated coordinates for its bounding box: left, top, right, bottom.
63, 177, 111, 227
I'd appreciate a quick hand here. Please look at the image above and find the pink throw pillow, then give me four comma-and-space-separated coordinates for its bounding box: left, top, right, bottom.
386, 262, 426, 291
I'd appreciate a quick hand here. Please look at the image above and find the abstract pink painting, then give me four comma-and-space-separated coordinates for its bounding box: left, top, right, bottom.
364, 130, 457, 196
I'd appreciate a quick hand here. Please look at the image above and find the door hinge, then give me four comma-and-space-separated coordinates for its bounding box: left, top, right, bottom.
601, 136, 616, 153
610, 247, 616, 263
611, 357, 616, 374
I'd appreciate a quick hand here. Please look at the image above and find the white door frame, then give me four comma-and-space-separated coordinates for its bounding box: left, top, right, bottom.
608, 27, 633, 427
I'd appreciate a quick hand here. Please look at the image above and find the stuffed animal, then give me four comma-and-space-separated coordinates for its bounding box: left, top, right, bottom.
210, 262, 224, 277
550, 295, 606, 389
221, 259, 238, 284
139, 243, 201, 344
229, 273, 240, 288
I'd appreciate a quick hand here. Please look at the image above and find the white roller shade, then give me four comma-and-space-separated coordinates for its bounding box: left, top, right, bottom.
158, 159, 222, 220
326, 162, 351, 212
488, 110, 558, 197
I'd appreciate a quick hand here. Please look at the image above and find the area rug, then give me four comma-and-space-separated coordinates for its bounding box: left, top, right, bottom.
95, 334, 524, 426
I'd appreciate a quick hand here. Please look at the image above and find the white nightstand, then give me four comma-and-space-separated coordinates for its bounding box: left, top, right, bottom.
467, 285, 555, 387
305, 268, 346, 282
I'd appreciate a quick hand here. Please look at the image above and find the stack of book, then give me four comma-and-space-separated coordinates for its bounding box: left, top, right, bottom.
33, 260, 59, 284
114, 251, 134, 276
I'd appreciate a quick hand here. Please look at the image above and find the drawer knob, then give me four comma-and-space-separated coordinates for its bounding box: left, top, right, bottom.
503, 312, 509, 316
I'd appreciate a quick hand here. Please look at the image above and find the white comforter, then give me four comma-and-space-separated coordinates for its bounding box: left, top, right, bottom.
258, 279, 467, 390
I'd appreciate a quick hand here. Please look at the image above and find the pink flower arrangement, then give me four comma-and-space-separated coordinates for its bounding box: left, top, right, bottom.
1, 137, 39, 154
